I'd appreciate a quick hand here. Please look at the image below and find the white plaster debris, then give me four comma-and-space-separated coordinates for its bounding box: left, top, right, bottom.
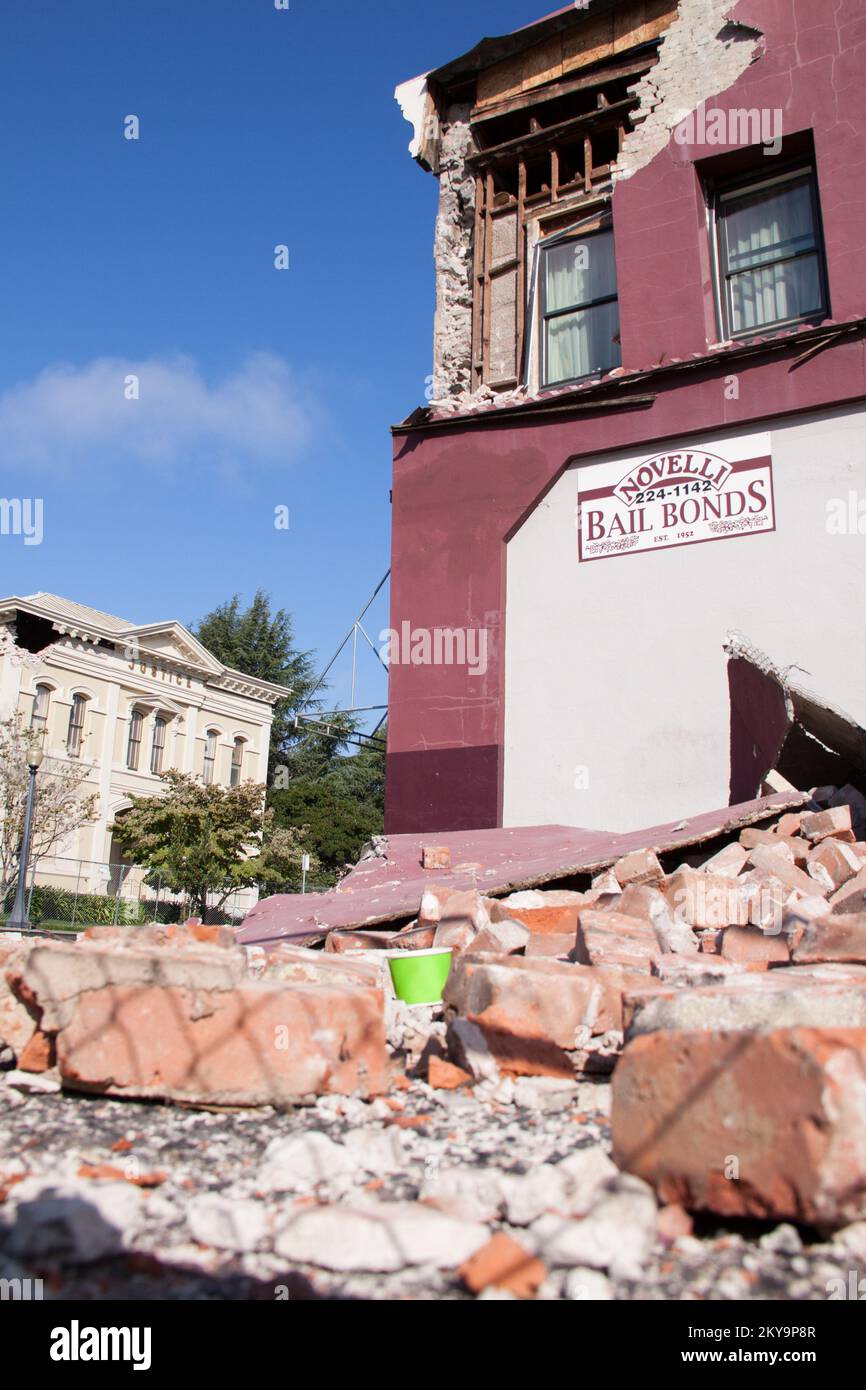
274, 1202, 490, 1273
187, 1194, 268, 1254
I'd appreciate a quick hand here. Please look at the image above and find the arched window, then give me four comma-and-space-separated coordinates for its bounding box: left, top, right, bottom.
203, 729, 218, 785
127, 709, 144, 770
230, 737, 245, 787
67, 694, 87, 757
150, 716, 167, 775
31, 683, 51, 736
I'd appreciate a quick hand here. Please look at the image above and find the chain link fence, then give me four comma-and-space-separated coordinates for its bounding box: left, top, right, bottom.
0, 857, 253, 931
0, 858, 336, 933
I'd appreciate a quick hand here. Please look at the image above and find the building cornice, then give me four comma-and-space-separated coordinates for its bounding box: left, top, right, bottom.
0, 596, 292, 708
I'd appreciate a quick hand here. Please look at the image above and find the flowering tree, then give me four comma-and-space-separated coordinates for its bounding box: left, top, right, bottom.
0, 713, 99, 902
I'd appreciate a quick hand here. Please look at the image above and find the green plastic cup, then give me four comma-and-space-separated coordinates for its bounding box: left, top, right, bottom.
383, 947, 453, 1006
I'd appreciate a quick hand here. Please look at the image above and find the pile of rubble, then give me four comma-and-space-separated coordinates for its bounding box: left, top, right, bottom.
4, 786, 866, 1298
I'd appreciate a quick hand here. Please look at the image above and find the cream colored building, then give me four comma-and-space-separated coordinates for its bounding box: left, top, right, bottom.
0, 592, 290, 913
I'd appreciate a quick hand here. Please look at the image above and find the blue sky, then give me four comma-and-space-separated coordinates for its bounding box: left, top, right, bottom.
0, 0, 542, 716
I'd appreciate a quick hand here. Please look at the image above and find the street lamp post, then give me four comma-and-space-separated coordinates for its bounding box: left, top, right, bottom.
7, 744, 44, 932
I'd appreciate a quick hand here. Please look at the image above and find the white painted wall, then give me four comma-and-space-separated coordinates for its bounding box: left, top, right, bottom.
504, 403, 866, 831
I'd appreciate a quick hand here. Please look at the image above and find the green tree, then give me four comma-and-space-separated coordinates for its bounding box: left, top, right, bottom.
193, 590, 320, 775
109, 771, 317, 919
268, 725, 386, 880
194, 590, 386, 883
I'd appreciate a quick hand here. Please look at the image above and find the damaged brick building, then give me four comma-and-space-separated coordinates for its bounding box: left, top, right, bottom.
387, 0, 866, 835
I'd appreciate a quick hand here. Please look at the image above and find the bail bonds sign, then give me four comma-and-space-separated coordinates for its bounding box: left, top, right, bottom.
577, 433, 775, 563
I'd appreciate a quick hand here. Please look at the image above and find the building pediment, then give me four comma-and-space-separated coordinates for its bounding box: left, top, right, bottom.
123, 623, 225, 677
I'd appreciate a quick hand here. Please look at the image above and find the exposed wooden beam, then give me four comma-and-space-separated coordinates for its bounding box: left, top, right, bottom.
468, 100, 633, 169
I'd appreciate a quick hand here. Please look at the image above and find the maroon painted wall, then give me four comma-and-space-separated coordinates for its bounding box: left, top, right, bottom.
387, 0, 866, 834
727, 656, 790, 803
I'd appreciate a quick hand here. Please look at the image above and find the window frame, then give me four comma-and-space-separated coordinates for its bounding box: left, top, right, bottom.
709, 162, 829, 342
203, 729, 218, 786
230, 736, 245, 788
127, 709, 144, 771
538, 224, 621, 389
150, 715, 167, 775
31, 683, 51, 736
66, 694, 87, 758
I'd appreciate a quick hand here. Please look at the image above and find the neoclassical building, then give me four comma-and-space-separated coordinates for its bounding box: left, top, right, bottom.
0, 592, 289, 907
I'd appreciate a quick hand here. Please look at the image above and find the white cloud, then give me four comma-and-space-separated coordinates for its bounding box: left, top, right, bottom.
0, 353, 319, 472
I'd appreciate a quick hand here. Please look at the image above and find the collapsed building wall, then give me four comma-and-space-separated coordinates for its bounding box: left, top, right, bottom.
404, 0, 765, 408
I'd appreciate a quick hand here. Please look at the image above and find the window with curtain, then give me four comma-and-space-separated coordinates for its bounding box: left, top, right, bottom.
127, 709, 144, 770
230, 737, 244, 787
540, 227, 620, 386
31, 684, 51, 736
150, 716, 167, 775
203, 729, 218, 785
714, 167, 827, 338
67, 694, 87, 757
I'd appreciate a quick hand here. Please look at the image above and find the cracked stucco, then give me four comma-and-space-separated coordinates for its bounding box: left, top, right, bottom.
614, 0, 763, 181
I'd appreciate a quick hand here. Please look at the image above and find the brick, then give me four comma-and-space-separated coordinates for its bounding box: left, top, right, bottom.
467, 918, 530, 956
489, 902, 582, 936
443, 953, 644, 1075
793, 913, 866, 965
781, 896, 835, 952
775, 813, 803, 837
824, 786, 866, 840
700, 843, 749, 877
625, 969, 866, 1039
325, 928, 401, 953
653, 956, 745, 987
422, 846, 451, 870
18, 1027, 54, 1073
8, 940, 248, 1035
800, 806, 854, 843
0, 941, 37, 1061
747, 844, 821, 898
83, 922, 236, 950
263, 945, 384, 989
719, 926, 789, 967
616, 884, 699, 955
591, 869, 620, 894
55, 980, 387, 1105
497, 890, 587, 909
612, 1028, 866, 1226
613, 848, 664, 888
524, 933, 577, 960
739, 827, 783, 850
433, 919, 478, 954
419, 888, 489, 933
663, 867, 750, 929
735, 871, 793, 933
459, 1232, 546, 1299
427, 1056, 472, 1090
807, 838, 864, 892
829, 868, 866, 915
575, 910, 661, 974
